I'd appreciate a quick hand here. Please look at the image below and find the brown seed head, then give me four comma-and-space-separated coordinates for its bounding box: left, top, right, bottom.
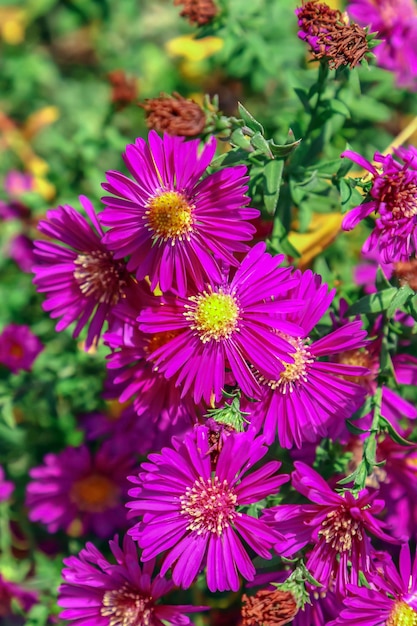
173, 0, 218, 25
241, 588, 298, 626
394, 258, 417, 291
297, 0, 370, 69
139, 92, 206, 137
108, 70, 138, 110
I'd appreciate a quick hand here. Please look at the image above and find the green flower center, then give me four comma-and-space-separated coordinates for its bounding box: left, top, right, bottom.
186, 290, 240, 343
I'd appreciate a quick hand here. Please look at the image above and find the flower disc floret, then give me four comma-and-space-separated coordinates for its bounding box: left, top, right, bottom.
186, 290, 240, 343
388, 602, 417, 626
260, 335, 314, 393
180, 475, 239, 536
101, 583, 153, 625
74, 250, 126, 305
146, 190, 194, 242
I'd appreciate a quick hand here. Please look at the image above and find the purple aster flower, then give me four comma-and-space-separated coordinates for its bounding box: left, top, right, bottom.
242, 269, 369, 449
138, 242, 304, 403
5, 171, 34, 196
373, 436, 417, 541
128, 426, 289, 592
347, 0, 417, 90
100, 131, 259, 295
334, 319, 417, 438
0, 466, 14, 503
341, 147, 417, 262
33, 195, 145, 349
0, 574, 37, 619
330, 543, 417, 625
104, 323, 197, 426
26, 441, 136, 538
8, 233, 35, 273
58, 533, 204, 625
264, 462, 396, 596
0, 324, 43, 374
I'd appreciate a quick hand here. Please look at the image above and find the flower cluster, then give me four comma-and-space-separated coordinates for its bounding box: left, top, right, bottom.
23, 126, 417, 625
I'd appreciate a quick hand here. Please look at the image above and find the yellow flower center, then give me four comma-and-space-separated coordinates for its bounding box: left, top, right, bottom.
186, 290, 240, 343
145, 330, 180, 356
388, 601, 417, 626
101, 583, 153, 626
70, 474, 120, 513
336, 348, 377, 390
146, 190, 194, 242
258, 335, 314, 393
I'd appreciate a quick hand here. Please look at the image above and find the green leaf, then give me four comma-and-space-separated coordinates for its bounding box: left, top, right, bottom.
379, 416, 416, 447
237, 103, 264, 134
250, 132, 273, 157
229, 128, 252, 151
330, 99, 351, 118
387, 285, 414, 318
269, 138, 302, 157
347, 288, 397, 315
263, 159, 284, 215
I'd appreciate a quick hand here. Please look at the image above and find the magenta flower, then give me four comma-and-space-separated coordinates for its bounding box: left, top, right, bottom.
330, 543, 417, 625
341, 147, 417, 262
265, 462, 396, 596
33, 195, 143, 349
0, 574, 37, 618
373, 436, 417, 541
128, 426, 289, 592
138, 242, 304, 403
0, 324, 43, 374
26, 442, 136, 538
243, 270, 369, 449
347, 0, 417, 90
58, 534, 204, 625
8, 233, 35, 273
0, 466, 14, 503
100, 131, 259, 295
104, 324, 197, 426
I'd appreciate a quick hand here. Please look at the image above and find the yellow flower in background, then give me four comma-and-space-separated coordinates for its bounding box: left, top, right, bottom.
288, 212, 344, 269
0, 7, 26, 45
23, 106, 60, 141
165, 34, 223, 62
0, 108, 58, 201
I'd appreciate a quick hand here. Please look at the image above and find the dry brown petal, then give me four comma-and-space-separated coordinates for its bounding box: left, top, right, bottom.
139, 93, 206, 137
173, 0, 218, 26
241, 588, 298, 626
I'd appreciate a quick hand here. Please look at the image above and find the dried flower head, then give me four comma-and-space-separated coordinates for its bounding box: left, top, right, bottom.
241, 588, 298, 626
139, 92, 206, 137
296, 0, 371, 69
108, 70, 137, 110
173, 0, 218, 26
393, 258, 417, 291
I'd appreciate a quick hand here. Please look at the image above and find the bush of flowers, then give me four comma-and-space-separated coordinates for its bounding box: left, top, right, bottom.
1, 0, 417, 624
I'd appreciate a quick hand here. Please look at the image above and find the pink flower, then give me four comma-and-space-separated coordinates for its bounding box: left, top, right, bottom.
100, 131, 259, 295
341, 147, 417, 262
0, 324, 43, 373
